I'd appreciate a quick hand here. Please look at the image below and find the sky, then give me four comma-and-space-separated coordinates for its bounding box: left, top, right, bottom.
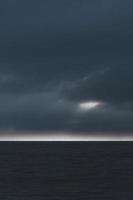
0, 0, 133, 137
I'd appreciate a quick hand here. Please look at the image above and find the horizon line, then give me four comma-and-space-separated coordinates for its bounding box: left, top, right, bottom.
0, 133, 133, 141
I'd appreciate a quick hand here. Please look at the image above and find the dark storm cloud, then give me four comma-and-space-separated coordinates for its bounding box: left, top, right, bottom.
0, 0, 133, 133
65, 64, 133, 103
0, 89, 133, 133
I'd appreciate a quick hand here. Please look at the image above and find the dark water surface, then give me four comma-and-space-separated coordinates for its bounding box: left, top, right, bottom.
0, 142, 133, 199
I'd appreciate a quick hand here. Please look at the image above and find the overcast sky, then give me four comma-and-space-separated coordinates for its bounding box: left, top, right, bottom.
0, 0, 133, 135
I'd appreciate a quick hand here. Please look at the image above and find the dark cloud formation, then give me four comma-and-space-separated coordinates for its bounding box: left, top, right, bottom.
0, 0, 133, 134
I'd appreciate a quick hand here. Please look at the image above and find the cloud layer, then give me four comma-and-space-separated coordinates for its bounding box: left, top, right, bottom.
0, 0, 133, 134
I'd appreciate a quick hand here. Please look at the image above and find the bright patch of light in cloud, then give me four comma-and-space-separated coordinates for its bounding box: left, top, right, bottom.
79, 101, 102, 111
